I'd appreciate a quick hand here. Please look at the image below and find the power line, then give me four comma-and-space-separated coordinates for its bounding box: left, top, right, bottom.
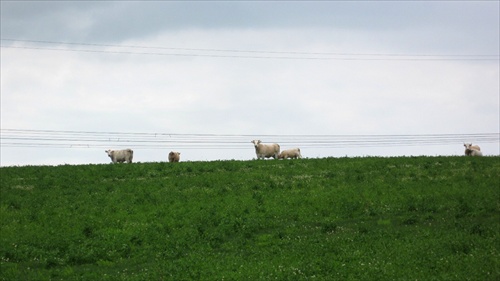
1, 129, 498, 150
2, 39, 498, 61
3, 38, 498, 57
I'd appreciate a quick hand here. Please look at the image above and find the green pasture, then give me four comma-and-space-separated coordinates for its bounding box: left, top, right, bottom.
1, 156, 499, 280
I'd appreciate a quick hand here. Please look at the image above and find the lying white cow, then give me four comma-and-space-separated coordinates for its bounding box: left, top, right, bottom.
464, 148, 483, 156
251, 140, 280, 159
464, 143, 482, 156
105, 149, 134, 163
168, 151, 181, 163
278, 148, 302, 159
466, 149, 483, 156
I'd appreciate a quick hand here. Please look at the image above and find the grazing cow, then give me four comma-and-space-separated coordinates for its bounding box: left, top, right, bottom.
278, 148, 302, 159
105, 149, 133, 163
251, 140, 280, 159
168, 151, 181, 163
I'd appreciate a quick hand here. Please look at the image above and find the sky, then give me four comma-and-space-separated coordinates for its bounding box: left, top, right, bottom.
1, 1, 499, 166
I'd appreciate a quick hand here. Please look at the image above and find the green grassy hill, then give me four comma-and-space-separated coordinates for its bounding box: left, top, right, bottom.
1, 156, 499, 280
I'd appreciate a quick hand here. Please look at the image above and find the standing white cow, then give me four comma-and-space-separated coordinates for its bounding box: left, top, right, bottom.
464, 143, 481, 152
105, 149, 134, 163
251, 140, 280, 160
278, 148, 302, 159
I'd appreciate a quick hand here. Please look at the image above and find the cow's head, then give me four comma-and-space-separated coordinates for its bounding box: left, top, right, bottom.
251, 140, 261, 147
105, 150, 113, 157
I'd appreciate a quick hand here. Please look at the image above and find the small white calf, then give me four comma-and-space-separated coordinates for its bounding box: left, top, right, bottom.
168, 151, 181, 163
105, 149, 133, 163
251, 140, 280, 160
278, 148, 302, 159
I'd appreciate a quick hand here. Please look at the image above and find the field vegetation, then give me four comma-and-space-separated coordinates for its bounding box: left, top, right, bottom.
1, 156, 499, 280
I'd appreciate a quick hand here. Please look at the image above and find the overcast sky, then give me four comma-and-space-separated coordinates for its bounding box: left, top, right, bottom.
1, 1, 499, 166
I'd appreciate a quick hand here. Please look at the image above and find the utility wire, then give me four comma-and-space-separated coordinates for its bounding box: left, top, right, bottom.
2, 39, 498, 61
1, 129, 498, 150
3, 38, 498, 57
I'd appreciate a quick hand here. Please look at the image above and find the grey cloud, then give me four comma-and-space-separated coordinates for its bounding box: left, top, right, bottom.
1, 1, 111, 41
2, 1, 498, 50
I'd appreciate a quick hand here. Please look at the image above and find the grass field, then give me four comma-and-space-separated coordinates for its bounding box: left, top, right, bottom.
1, 156, 499, 280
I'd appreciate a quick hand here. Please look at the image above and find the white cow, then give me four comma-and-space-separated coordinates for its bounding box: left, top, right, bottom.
168, 151, 181, 163
465, 148, 483, 157
105, 149, 134, 163
464, 143, 482, 156
278, 148, 302, 159
251, 140, 280, 160
464, 143, 481, 152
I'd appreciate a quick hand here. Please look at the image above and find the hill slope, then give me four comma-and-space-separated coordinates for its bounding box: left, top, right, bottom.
1, 156, 499, 280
